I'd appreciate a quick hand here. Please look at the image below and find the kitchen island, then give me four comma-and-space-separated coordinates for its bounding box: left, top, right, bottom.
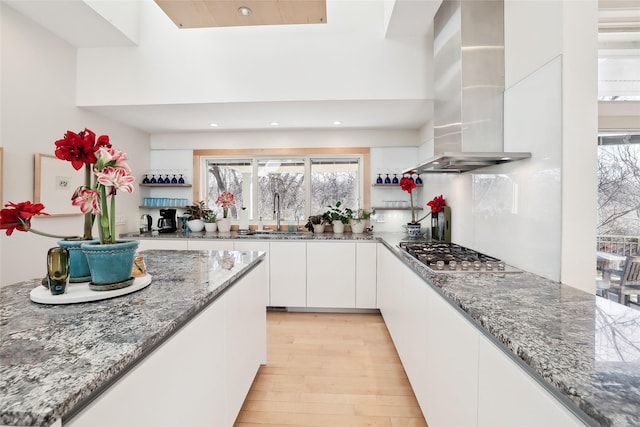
0, 249, 266, 427
119, 230, 640, 427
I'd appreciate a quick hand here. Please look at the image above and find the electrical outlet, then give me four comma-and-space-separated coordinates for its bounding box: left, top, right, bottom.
116, 215, 126, 225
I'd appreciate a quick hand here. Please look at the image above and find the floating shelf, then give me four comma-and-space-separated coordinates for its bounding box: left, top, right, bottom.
139, 184, 192, 187
372, 184, 422, 187
373, 207, 423, 211
139, 206, 187, 209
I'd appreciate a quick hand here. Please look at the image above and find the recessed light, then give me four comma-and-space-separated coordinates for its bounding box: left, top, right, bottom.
209, 123, 218, 127
238, 6, 252, 16
270, 122, 279, 126
333, 121, 342, 125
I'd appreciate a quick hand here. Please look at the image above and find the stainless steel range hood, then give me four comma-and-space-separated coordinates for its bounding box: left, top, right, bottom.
406, 0, 530, 174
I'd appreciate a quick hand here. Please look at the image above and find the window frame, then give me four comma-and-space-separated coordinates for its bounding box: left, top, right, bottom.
194, 148, 370, 223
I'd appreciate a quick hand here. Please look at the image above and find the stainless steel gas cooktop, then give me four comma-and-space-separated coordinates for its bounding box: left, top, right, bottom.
398, 242, 522, 273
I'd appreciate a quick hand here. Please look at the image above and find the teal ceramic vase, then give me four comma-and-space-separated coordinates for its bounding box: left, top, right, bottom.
81, 240, 139, 290
58, 238, 95, 282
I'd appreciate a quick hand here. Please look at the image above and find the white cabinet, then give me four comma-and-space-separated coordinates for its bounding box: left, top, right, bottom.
377, 245, 586, 427
187, 240, 234, 251
422, 285, 479, 427
66, 260, 266, 427
233, 241, 270, 306
355, 243, 377, 308
477, 335, 585, 427
269, 241, 306, 307
307, 242, 356, 308
137, 239, 188, 251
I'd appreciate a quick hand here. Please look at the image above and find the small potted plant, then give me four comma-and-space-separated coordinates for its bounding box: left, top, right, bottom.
203, 210, 217, 233
326, 201, 353, 234
305, 212, 333, 234
184, 200, 208, 232
350, 208, 374, 234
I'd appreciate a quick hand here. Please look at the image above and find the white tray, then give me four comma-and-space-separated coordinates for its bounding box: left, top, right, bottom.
30, 274, 152, 305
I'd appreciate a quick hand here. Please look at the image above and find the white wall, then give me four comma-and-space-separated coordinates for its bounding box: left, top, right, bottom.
0, 4, 151, 286
411, 1, 598, 291
75, 0, 430, 107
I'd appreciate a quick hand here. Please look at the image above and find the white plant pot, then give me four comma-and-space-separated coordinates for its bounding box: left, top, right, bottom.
350, 221, 366, 234
333, 222, 345, 234
204, 222, 217, 233
186, 219, 205, 232
217, 217, 232, 233
313, 224, 325, 234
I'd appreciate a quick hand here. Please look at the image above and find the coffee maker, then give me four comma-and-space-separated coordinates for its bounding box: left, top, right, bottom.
157, 209, 177, 233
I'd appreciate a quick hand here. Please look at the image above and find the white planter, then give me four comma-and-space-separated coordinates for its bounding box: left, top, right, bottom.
313, 224, 325, 234
187, 219, 205, 232
204, 222, 217, 233
217, 217, 232, 233
350, 221, 366, 234
333, 222, 345, 234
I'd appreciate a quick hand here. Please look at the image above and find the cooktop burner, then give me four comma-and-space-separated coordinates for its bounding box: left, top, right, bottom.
398, 242, 521, 273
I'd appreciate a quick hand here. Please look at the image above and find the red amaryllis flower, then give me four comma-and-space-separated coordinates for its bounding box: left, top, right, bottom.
54, 128, 111, 170
0, 201, 48, 236
399, 177, 417, 193
427, 195, 446, 213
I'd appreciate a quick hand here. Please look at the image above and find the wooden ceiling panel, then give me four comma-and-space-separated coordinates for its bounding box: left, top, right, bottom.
155, 0, 327, 28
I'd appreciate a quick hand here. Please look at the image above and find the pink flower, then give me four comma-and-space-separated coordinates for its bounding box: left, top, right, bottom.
215, 191, 235, 209
96, 167, 135, 193
72, 188, 101, 214
427, 195, 446, 213
97, 146, 131, 173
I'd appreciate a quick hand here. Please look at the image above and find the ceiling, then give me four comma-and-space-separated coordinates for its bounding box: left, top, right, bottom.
154, 0, 327, 28
5, 0, 639, 135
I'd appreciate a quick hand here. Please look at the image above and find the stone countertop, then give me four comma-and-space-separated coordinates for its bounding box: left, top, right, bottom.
121, 230, 377, 241
0, 249, 265, 427
2, 232, 639, 427
377, 235, 640, 427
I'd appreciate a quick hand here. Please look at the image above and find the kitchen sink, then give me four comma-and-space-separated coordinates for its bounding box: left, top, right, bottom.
243, 230, 306, 237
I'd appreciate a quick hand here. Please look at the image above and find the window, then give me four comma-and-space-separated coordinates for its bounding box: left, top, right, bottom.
197, 149, 369, 223
257, 159, 305, 221
205, 160, 251, 220
310, 158, 360, 215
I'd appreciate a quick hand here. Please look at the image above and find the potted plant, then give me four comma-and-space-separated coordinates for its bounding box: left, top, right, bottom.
184, 200, 208, 232
350, 208, 374, 234
305, 212, 332, 233
215, 191, 235, 232
203, 210, 217, 233
326, 201, 353, 234
400, 175, 433, 237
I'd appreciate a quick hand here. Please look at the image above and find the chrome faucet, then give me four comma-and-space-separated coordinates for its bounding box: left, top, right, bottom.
274, 193, 281, 231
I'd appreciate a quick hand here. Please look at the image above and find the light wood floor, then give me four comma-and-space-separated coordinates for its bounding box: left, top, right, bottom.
234, 311, 428, 427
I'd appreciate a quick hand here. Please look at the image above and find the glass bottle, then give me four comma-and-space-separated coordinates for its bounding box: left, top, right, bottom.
47, 247, 69, 295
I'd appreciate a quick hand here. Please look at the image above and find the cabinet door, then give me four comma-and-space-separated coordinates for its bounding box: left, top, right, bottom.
224, 262, 267, 425
137, 239, 188, 251
269, 241, 306, 307
307, 242, 356, 308
477, 335, 585, 427
233, 241, 270, 307
187, 240, 234, 251
355, 243, 377, 308
423, 286, 479, 427
376, 247, 405, 340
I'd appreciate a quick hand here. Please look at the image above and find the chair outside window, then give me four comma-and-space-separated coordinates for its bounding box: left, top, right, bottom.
607, 256, 640, 306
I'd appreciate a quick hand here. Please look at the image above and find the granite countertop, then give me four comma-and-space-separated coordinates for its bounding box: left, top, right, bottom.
2, 232, 639, 427
0, 249, 265, 427
121, 230, 377, 241
377, 236, 640, 427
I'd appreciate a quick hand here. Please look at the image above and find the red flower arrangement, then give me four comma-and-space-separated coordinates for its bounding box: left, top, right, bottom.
54, 129, 111, 240
399, 175, 447, 225
0, 201, 72, 238
427, 195, 446, 213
